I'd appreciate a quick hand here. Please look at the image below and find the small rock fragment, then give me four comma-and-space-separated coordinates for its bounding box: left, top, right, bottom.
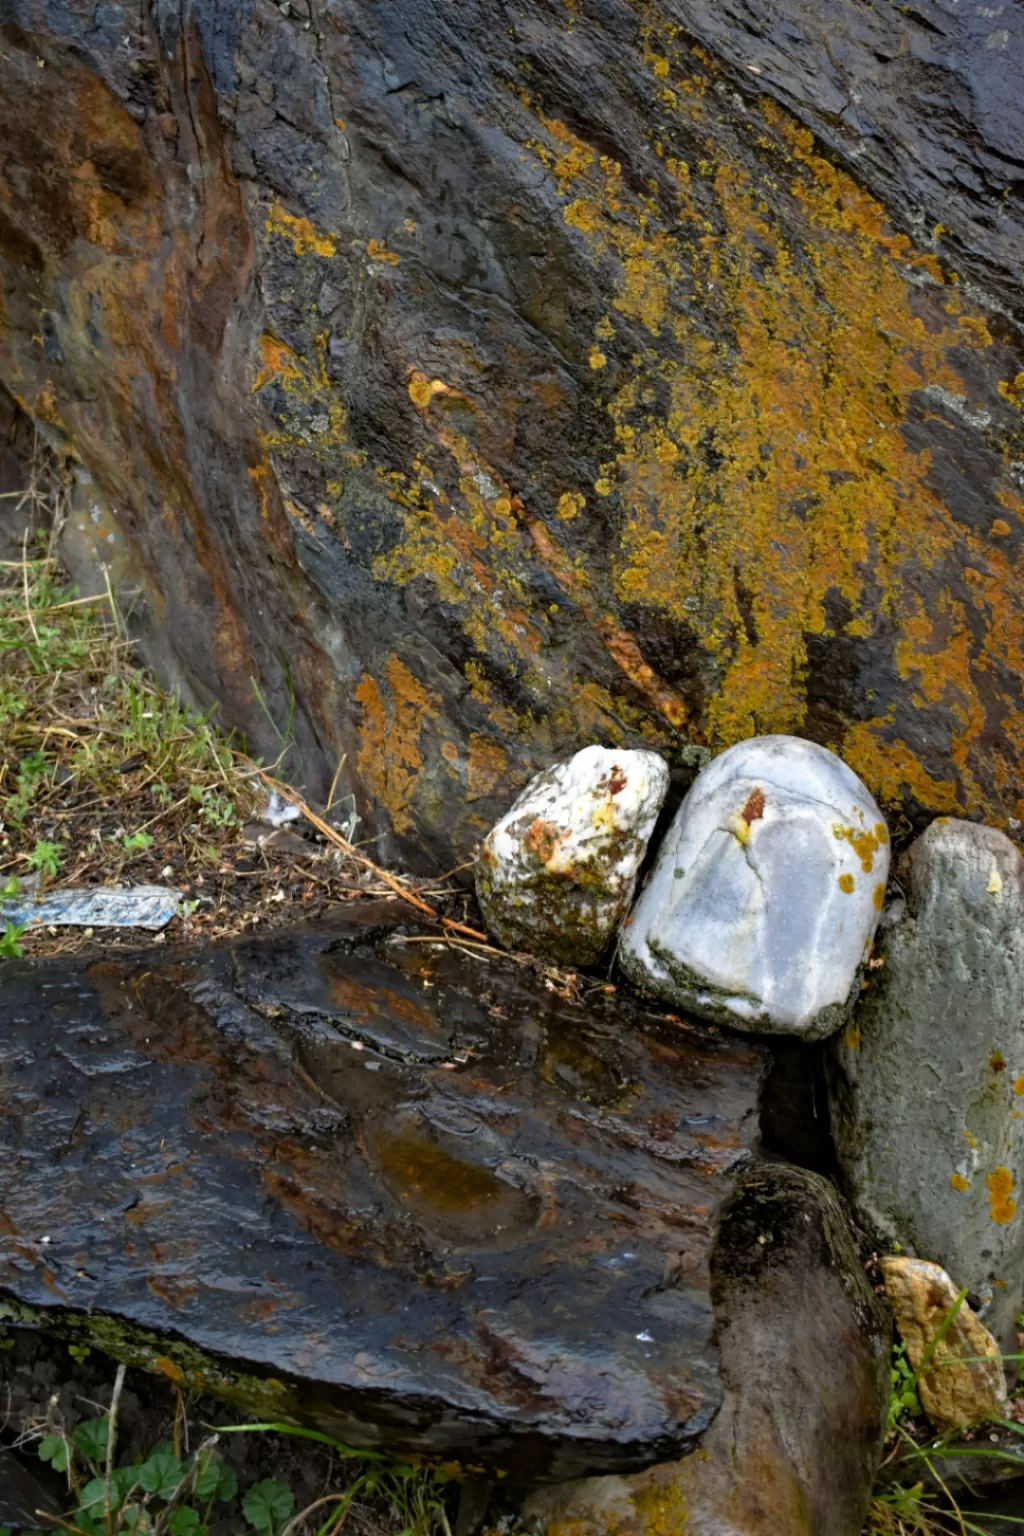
830, 817, 1024, 1346
620, 735, 889, 1038
881, 1256, 1007, 1430
476, 746, 668, 965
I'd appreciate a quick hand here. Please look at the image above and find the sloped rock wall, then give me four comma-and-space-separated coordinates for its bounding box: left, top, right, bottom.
1, 0, 1022, 868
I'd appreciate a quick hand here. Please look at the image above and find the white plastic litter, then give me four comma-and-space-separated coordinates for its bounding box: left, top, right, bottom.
0, 885, 182, 931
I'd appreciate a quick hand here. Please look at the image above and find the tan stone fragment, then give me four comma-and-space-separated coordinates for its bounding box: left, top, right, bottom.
880, 1256, 1007, 1430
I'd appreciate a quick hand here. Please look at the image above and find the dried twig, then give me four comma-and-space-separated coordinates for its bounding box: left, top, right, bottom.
249, 766, 489, 942
104, 1363, 126, 1535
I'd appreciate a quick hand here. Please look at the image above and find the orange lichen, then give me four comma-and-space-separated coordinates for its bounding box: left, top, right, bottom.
833, 823, 885, 872
366, 238, 400, 265
986, 1166, 1017, 1225
873, 883, 886, 911
1014, 1075, 1024, 1096
265, 200, 337, 257
838, 873, 855, 894
466, 735, 509, 799
253, 334, 303, 393
950, 1173, 970, 1192
354, 657, 439, 834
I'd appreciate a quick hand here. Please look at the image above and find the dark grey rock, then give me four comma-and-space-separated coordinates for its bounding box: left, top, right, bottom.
524, 1162, 890, 1536
830, 817, 1024, 1347
0, 905, 767, 1482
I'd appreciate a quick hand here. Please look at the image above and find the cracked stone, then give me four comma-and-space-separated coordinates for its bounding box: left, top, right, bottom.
620, 736, 889, 1039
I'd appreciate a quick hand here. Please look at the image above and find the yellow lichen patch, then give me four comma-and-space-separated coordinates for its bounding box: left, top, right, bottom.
253, 334, 304, 393
844, 1023, 861, 1050
951, 1172, 970, 1192
873, 883, 886, 911
556, 491, 585, 520
516, 39, 1024, 818
838, 873, 855, 894
366, 238, 400, 265
408, 371, 450, 410
354, 657, 439, 835
987, 867, 1004, 896
265, 200, 337, 258
466, 735, 509, 799
986, 1166, 1017, 1225
1014, 1075, 1024, 1096
992, 519, 1011, 537
588, 347, 607, 370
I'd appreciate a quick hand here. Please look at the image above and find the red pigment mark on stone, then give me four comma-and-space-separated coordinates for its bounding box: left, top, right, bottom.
609, 766, 628, 795
742, 788, 765, 825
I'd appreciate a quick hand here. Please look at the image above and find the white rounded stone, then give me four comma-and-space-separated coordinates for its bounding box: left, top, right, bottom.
476, 745, 669, 965
619, 736, 890, 1038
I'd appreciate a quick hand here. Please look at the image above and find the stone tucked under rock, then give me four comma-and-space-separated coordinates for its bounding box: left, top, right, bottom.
524, 1163, 889, 1536
831, 818, 1024, 1347
476, 746, 668, 965
881, 1256, 1007, 1431
0, 903, 766, 1481
620, 736, 889, 1039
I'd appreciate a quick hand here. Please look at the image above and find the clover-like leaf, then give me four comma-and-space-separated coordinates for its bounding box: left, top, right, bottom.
73, 1415, 111, 1465
138, 1447, 183, 1498
242, 1478, 295, 1535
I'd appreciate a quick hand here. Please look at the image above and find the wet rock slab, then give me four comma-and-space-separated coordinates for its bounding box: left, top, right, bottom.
0, 905, 766, 1480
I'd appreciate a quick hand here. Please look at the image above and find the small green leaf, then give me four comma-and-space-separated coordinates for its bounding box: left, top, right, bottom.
73, 1414, 111, 1464
38, 1432, 70, 1473
168, 1508, 204, 1536
138, 1447, 183, 1497
122, 830, 154, 852
193, 1450, 236, 1501
27, 839, 62, 879
78, 1475, 121, 1515
242, 1478, 295, 1535
217, 1462, 239, 1501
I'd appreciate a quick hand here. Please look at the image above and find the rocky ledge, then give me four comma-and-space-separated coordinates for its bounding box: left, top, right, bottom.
0, 902, 888, 1528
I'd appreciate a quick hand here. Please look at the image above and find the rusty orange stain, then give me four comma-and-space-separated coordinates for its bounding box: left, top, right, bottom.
741, 788, 765, 825
354, 656, 439, 835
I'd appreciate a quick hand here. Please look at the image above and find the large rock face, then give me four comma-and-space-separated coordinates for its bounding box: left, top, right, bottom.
524, 1163, 890, 1536
1, 2, 1024, 869
0, 905, 768, 1481
830, 818, 1024, 1348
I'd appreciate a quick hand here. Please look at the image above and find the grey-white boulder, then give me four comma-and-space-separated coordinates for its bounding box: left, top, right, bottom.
619, 736, 889, 1039
830, 817, 1024, 1348
476, 745, 669, 965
